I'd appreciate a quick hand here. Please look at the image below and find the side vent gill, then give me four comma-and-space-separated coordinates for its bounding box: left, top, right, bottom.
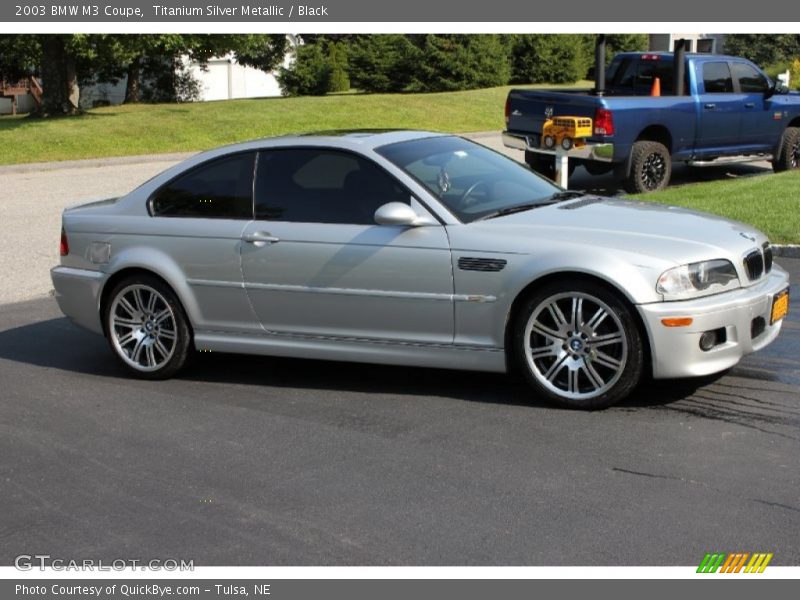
458, 257, 507, 272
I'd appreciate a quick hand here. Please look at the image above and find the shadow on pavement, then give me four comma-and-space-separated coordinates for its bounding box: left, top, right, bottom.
0, 314, 729, 411
567, 162, 772, 195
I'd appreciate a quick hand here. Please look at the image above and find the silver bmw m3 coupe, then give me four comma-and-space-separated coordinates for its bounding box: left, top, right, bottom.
51, 130, 790, 409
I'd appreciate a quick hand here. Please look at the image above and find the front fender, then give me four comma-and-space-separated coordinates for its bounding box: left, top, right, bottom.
452, 247, 665, 349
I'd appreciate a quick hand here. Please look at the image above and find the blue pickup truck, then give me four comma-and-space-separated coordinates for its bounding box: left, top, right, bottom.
503, 52, 800, 192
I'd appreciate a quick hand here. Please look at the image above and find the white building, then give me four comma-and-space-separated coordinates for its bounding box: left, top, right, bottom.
1, 35, 299, 115
648, 34, 726, 54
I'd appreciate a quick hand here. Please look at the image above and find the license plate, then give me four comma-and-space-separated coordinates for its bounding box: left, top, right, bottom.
770, 288, 790, 324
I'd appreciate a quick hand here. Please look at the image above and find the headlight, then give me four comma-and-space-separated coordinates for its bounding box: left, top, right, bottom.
656, 260, 740, 300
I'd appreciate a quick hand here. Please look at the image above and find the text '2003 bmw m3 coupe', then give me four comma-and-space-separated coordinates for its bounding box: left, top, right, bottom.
51, 130, 790, 409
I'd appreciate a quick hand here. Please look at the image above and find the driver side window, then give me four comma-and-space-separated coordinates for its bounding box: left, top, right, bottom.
254, 149, 410, 224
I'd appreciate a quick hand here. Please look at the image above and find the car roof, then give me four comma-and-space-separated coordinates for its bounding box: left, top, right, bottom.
195, 129, 448, 160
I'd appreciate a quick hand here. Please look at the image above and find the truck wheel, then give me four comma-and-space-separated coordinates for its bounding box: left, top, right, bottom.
512, 280, 644, 410
543, 135, 556, 149
773, 127, 800, 172
561, 137, 574, 151
625, 141, 672, 193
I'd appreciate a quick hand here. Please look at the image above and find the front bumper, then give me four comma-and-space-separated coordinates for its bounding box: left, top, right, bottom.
638, 265, 790, 379
51, 266, 107, 335
502, 130, 615, 162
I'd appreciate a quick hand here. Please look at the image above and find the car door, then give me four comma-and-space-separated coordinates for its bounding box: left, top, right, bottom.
146, 151, 261, 334
731, 61, 783, 150
239, 147, 455, 344
694, 61, 746, 155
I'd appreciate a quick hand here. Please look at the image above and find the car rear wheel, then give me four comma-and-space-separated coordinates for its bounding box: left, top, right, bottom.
104, 275, 191, 379
624, 140, 671, 193
513, 281, 644, 409
772, 126, 800, 172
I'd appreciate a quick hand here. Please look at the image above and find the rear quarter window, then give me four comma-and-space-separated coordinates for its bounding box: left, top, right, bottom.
151, 152, 255, 219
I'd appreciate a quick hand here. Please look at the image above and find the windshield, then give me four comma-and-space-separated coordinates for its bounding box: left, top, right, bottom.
375, 136, 561, 223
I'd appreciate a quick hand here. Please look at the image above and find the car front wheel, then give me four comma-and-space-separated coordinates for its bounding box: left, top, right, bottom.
513, 281, 644, 409
104, 275, 191, 379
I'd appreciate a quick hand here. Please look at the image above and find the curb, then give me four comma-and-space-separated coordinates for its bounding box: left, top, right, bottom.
0, 132, 501, 174
0, 152, 196, 174
773, 245, 800, 258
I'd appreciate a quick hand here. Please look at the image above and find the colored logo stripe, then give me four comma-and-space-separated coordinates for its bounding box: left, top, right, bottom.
697, 552, 773, 573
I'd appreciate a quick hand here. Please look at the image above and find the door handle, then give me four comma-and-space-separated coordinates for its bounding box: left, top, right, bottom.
744, 102, 755, 108
242, 231, 280, 245
704, 103, 716, 110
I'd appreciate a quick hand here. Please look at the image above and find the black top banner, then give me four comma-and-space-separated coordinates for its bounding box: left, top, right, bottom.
3, 0, 799, 22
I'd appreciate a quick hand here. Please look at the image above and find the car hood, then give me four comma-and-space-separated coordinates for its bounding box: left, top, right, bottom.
462, 197, 769, 267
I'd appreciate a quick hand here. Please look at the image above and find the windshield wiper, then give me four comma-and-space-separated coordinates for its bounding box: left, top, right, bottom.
475, 191, 586, 221
539, 190, 586, 204
476, 202, 543, 221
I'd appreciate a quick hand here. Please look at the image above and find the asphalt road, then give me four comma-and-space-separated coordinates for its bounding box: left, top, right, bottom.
1, 260, 798, 566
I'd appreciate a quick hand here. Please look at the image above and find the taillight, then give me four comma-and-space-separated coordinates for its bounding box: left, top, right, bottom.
59, 227, 69, 256
504, 96, 510, 125
594, 108, 615, 136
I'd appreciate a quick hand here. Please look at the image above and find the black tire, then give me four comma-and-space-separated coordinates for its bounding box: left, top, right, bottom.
103, 274, 192, 379
512, 280, 644, 410
525, 151, 576, 181
773, 126, 800, 172
561, 136, 574, 151
624, 140, 672, 193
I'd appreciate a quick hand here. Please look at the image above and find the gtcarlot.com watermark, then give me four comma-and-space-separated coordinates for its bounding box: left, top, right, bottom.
14, 554, 194, 572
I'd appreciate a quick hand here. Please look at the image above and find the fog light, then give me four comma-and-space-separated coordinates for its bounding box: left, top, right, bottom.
700, 329, 725, 352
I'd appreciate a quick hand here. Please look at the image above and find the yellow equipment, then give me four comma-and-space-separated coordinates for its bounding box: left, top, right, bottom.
542, 116, 593, 151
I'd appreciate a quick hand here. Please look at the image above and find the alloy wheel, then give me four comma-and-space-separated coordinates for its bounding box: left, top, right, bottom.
523, 292, 628, 400
640, 152, 666, 190
109, 284, 178, 372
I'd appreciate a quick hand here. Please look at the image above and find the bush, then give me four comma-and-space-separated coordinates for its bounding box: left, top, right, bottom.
277, 43, 330, 96
328, 41, 350, 93
510, 34, 589, 84
791, 59, 800, 90
348, 35, 421, 93
724, 34, 800, 68
409, 35, 511, 92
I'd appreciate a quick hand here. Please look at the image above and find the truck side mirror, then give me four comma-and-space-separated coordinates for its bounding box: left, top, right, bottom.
766, 80, 788, 99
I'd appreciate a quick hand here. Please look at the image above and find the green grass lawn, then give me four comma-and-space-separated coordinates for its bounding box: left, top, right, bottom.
0, 82, 590, 165
630, 170, 800, 244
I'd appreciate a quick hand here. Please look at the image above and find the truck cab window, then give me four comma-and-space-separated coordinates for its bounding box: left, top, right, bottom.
731, 62, 768, 94
702, 62, 734, 94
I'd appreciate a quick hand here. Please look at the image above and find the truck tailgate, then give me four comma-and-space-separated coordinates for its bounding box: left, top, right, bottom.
507, 89, 600, 137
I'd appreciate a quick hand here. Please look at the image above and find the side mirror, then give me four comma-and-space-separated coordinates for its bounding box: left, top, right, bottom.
374, 202, 423, 226
766, 79, 788, 99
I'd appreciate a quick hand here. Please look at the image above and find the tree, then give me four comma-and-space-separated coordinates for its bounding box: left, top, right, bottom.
277, 42, 331, 96
510, 35, 589, 84
328, 41, 350, 93
409, 35, 511, 92
93, 34, 288, 104
1, 34, 290, 114
724, 34, 800, 68
348, 35, 421, 93
0, 34, 98, 115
